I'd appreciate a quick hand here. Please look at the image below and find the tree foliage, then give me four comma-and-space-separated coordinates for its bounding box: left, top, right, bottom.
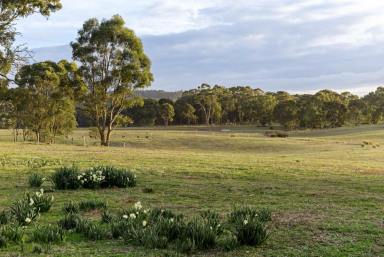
71, 15, 153, 145
0, 0, 62, 80
12, 60, 84, 142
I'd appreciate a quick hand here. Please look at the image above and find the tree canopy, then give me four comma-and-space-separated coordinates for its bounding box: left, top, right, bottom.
71, 15, 153, 146
0, 0, 62, 81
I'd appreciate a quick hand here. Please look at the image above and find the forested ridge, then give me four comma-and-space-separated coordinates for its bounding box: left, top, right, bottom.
123, 84, 384, 129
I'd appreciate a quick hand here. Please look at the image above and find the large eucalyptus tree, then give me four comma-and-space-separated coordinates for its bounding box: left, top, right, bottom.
71, 15, 153, 146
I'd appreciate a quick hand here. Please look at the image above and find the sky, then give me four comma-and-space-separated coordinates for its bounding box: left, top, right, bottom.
16, 0, 384, 94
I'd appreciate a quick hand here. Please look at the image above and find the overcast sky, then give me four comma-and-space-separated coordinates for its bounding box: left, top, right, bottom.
16, 0, 384, 94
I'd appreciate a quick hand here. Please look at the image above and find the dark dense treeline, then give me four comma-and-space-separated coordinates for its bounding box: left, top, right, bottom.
119, 84, 384, 129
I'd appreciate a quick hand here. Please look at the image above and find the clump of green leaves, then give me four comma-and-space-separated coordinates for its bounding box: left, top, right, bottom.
51, 166, 80, 190
58, 213, 81, 230
30, 225, 64, 244
10, 190, 55, 226
97, 166, 137, 188
10, 197, 39, 226
101, 210, 113, 224
62, 201, 79, 214
78, 169, 105, 189
177, 218, 218, 253
31, 189, 54, 213
50, 166, 137, 190
28, 173, 46, 188
0, 225, 23, 243
78, 199, 107, 212
75, 218, 109, 241
114, 203, 272, 253
0, 210, 10, 225
228, 206, 271, 246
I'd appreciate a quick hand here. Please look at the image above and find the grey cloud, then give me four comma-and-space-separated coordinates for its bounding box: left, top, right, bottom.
32, 1, 384, 94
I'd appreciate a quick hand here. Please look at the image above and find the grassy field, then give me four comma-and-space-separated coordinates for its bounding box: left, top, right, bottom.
0, 125, 383, 256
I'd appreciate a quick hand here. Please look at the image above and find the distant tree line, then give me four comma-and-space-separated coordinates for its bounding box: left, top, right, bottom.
121, 84, 384, 129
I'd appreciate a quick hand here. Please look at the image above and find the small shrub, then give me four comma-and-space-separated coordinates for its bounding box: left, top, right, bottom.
1, 225, 23, 243
58, 214, 81, 230
28, 173, 45, 188
0, 210, 10, 225
51, 166, 81, 190
228, 206, 271, 246
30, 225, 64, 244
78, 199, 107, 211
62, 201, 79, 214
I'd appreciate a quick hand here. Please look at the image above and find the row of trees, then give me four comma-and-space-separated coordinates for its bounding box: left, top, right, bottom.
124, 85, 384, 129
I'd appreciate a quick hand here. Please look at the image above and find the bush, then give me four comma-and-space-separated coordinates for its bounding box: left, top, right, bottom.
98, 166, 137, 188
78, 199, 107, 211
62, 201, 79, 214
228, 206, 271, 246
0, 210, 10, 225
58, 214, 81, 230
30, 225, 64, 244
51, 166, 81, 190
28, 173, 45, 188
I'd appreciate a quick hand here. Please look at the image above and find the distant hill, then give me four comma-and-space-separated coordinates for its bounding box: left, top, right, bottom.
137, 90, 183, 101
